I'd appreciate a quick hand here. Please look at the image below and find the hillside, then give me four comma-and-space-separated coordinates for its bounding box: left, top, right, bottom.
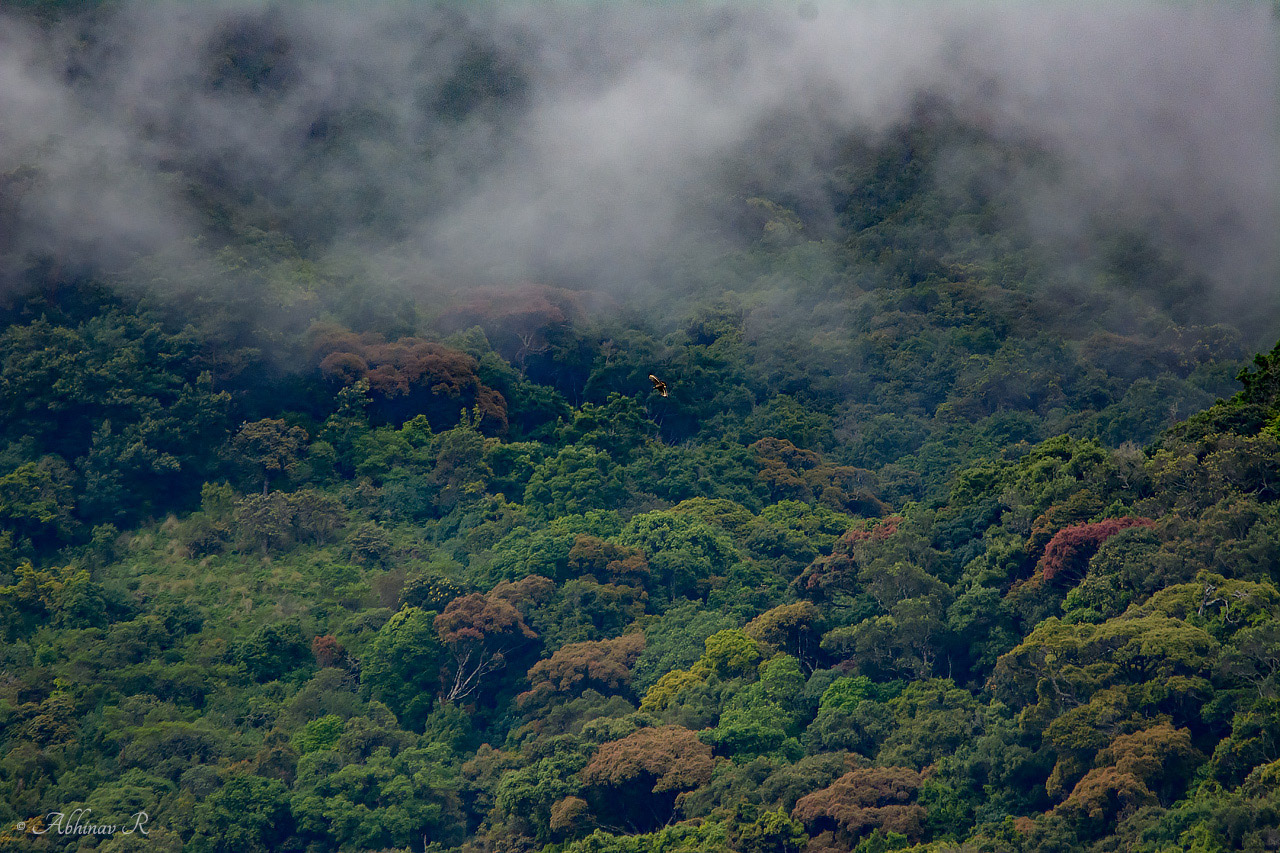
1, 3, 1279, 853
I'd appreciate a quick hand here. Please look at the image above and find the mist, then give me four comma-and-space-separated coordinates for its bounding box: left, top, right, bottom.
1, 1, 1276, 329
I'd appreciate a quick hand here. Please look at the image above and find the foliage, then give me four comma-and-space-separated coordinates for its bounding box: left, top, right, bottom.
581, 725, 716, 831
0, 64, 1275, 853
316, 329, 508, 431
361, 606, 442, 728
791, 766, 926, 844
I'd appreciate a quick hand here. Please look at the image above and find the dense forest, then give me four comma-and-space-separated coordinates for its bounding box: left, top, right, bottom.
2, 2, 1279, 852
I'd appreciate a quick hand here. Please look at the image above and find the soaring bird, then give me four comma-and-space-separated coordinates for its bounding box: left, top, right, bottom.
649, 374, 668, 397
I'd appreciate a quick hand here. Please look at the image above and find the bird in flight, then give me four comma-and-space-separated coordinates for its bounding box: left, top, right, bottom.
649, 374, 668, 397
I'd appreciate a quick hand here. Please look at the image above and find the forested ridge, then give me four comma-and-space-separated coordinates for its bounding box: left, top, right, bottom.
2, 3, 1280, 852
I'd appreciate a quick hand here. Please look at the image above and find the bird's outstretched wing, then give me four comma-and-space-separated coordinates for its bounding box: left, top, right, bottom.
649, 374, 668, 397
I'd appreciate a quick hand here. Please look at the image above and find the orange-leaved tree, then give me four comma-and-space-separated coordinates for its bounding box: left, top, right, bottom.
580, 725, 714, 832
435, 592, 537, 702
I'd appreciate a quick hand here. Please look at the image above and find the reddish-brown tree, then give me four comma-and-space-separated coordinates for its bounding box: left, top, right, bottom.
315, 329, 507, 429
548, 796, 593, 837
434, 593, 537, 702
310, 634, 345, 668
438, 283, 583, 366
791, 766, 926, 844
1053, 722, 1203, 827
567, 535, 651, 587
580, 725, 715, 832
1056, 767, 1156, 829
1036, 517, 1155, 586
489, 574, 556, 616
517, 633, 645, 710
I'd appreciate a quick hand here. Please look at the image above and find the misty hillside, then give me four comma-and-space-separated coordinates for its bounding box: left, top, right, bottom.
1, 2, 1279, 853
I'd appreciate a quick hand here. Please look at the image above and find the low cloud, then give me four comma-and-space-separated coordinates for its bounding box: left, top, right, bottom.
0, 1, 1274, 323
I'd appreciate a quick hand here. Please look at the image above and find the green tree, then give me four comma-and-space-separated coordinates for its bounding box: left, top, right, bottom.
560, 393, 655, 460
699, 629, 764, 679
734, 806, 808, 853
632, 602, 737, 693
361, 606, 442, 729
490, 737, 591, 845
0, 312, 230, 526
236, 623, 312, 683
232, 492, 296, 554
292, 715, 345, 754
619, 511, 740, 602
0, 457, 79, 549
287, 488, 347, 545
524, 445, 626, 519
189, 774, 294, 853
707, 655, 807, 759
233, 418, 308, 495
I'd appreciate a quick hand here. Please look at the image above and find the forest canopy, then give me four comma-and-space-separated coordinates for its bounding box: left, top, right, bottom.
1, 2, 1278, 853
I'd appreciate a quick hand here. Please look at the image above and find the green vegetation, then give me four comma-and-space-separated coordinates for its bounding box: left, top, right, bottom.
1, 8, 1278, 851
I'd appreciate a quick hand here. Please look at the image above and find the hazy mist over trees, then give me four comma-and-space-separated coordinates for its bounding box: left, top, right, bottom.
2, 1, 1277, 320
0, 2, 1278, 852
